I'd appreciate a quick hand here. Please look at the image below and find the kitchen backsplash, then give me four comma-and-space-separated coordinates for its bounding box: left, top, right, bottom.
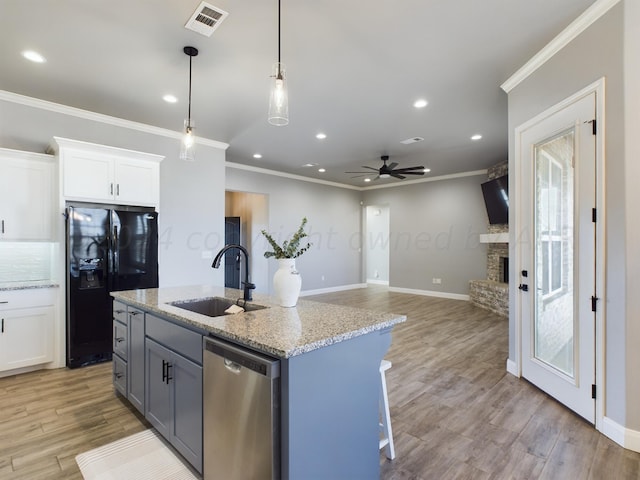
0, 242, 55, 282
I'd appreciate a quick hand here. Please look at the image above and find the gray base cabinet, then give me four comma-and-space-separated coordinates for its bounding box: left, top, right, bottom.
145, 337, 203, 473
112, 301, 204, 474
127, 308, 145, 413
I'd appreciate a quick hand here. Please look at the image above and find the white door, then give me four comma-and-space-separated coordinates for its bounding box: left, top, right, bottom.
518, 92, 597, 422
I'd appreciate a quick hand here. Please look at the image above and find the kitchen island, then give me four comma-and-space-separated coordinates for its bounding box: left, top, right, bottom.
111, 284, 406, 479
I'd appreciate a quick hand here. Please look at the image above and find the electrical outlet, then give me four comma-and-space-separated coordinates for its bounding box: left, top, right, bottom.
432, 278, 442, 285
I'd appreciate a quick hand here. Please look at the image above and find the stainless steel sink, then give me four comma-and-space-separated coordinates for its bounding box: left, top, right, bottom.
167, 296, 268, 317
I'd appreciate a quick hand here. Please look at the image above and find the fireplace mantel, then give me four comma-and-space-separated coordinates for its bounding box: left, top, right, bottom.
479, 232, 509, 243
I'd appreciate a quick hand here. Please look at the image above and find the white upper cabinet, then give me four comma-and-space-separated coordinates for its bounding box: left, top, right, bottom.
53, 137, 164, 208
0, 149, 54, 241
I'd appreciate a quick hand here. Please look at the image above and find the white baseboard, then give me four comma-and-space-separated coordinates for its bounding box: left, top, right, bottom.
300, 283, 367, 297
388, 286, 469, 301
366, 279, 389, 286
602, 416, 640, 453
506, 358, 519, 377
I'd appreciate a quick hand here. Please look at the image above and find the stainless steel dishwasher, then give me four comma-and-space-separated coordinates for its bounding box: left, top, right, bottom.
203, 336, 280, 480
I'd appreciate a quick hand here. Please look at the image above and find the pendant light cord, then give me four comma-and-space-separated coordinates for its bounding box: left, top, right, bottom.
187, 54, 192, 128
278, 0, 281, 64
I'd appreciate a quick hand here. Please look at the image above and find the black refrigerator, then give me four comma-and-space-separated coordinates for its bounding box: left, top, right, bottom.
66, 204, 158, 368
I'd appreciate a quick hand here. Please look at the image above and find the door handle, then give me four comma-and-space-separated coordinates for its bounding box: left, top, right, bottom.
110, 183, 114, 196
518, 284, 529, 292
165, 362, 172, 383
116, 184, 120, 196
162, 360, 167, 383
1, 318, 4, 333
1, 219, 4, 234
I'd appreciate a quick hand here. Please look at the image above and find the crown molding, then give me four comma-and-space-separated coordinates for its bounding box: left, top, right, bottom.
226, 162, 488, 191
361, 169, 488, 190
0, 90, 229, 150
225, 162, 362, 190
501, 0, 621, 93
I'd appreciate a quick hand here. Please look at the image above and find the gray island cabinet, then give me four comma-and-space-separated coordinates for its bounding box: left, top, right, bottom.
111, 285, 405, 479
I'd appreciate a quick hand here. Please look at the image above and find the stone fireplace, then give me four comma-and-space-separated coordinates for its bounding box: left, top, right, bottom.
469, 162, 509, 317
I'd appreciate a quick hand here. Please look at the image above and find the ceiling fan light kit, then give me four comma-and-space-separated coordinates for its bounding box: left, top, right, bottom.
180, 46, 199, 162
345, 155, 425, 181
268, 0, 289, 126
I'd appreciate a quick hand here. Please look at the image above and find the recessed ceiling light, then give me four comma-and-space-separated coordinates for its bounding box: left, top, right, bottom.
318, 168, 326, 173
316, 133, 327, 140
471, 134, 483, 141
163, 94, 178, 103
22, 50, 45, 63
253, 153, 263, 159
364, 178, 371, 183
423, 168, 431, 173
302, 163, 318, 167
413, 99, 428, 108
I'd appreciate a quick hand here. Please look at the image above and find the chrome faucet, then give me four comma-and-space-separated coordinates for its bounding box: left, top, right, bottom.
212, 244, 256, 301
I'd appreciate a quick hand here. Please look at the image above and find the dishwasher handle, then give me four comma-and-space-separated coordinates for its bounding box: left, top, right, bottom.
205, 337, 280, 379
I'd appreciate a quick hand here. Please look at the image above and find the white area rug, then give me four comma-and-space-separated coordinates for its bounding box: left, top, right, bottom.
75, 429, 199, 480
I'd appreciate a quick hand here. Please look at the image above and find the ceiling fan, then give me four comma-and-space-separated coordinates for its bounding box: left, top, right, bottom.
346, 155, 425, 180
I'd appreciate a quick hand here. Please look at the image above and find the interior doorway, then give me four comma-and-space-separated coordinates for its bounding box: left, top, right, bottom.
224, 191, 269, 294
365, 205, 390, 285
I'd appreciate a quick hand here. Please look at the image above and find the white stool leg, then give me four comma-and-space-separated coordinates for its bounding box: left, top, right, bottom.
379, 359, 395, 460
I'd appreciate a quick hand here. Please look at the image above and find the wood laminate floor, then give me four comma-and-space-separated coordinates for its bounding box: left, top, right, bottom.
0, 286, 638, 479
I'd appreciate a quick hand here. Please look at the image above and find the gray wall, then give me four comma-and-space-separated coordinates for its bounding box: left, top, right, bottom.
0, 98, 226, 288
225, 167, 363, 292
506, 2, 639, 429
362, 174, 489, 295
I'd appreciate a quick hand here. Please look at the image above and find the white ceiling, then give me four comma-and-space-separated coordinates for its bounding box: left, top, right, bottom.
0, 0, 596, 186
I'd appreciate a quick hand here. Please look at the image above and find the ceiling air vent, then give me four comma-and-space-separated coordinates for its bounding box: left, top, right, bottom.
400, 137, 424, 145
185, 1, 229, 37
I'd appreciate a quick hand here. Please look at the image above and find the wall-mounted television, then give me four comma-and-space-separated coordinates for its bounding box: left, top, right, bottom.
481, 175, 509, 224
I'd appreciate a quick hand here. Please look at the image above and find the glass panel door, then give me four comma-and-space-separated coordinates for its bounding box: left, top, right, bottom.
534, 130, 575, 378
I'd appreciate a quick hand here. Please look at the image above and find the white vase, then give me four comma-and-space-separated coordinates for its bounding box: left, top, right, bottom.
273, 258, 302, 307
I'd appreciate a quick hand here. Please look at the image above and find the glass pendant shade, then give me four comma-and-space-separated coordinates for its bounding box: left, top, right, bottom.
268, 62, 289, 126
180, 119, 195, 162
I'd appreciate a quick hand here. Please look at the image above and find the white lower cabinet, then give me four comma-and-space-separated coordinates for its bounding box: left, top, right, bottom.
0, 289, 55, 372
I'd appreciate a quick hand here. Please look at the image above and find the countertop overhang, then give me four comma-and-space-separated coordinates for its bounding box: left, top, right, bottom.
111, 285, 406, 359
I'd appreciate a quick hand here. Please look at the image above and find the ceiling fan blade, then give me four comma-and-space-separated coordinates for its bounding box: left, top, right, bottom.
345, 171, 371, 174
400, 171, 425, 175
393, 165, 425, 171
390, 173, 406, 179
362, 166, 379, 172
388, 162, 398, 170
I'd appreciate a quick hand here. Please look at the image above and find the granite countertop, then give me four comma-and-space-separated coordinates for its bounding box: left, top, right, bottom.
111, 285, 406, 359
0, 280, 60, 291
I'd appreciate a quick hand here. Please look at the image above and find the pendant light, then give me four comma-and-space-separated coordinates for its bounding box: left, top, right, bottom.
268, 0, 289, 126
180, 46, 198, 161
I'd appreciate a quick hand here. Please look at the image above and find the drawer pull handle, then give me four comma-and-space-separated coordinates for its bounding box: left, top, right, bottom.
114, 309, 125, 314
0, 301, 8, 304
115, 337, 125, 343
114, 372, 123, 379
129, 311, 141, 316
